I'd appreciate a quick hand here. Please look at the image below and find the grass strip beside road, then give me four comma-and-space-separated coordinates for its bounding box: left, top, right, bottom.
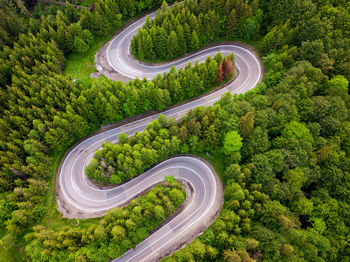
63, 37, 109, 85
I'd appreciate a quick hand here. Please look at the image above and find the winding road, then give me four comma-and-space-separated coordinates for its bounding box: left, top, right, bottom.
56, 4, 263, 262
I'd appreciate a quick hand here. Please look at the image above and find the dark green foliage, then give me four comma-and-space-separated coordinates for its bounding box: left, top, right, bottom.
0, 0, 234, 254
0, 35, 231, 243
164, 52, 350, 262
259, 0, 350, 79
73, 37, 89, 54
0, 0, 349, 261
131, 0, 257, 61
24, 180, 185, 261
86, 100, 226, 184
86, 128, 181, 183
85, 51, 349, 262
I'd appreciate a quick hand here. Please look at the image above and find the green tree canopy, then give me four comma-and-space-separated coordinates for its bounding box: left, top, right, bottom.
223, 131, 243, 155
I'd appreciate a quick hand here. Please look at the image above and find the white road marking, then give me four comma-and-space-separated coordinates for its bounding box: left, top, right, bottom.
57, 2, 263, 261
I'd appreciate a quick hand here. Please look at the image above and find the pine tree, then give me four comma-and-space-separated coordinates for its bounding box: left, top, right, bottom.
137, 38, 144, 60
183, 23, 192, 49
167, 31, 180, 59
207, 10, 220, 41
176, 25, 187, 55
74, 37, 88, 54
190, 31, 200, 51
143, 32, 153, 59
144, 15, 151, 29
208, 59, 219, 86
226, 9, 238, 37
239, 111, 255, 138
157, 27, 168, 59
161, 0, 168, 13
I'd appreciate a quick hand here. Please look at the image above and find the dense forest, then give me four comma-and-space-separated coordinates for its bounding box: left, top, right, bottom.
26, 178, 186, 261
0, 0, 231, 252
0, 0, 349, 261
86, 53, 234, 184
91, 57, 350, 261
163, 62, 350, 261
131, 0, 260, 61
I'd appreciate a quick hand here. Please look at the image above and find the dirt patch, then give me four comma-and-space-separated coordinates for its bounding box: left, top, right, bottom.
90, 72, 102, 78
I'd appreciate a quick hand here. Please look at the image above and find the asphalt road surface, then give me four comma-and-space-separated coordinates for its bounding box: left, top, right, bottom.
56, 4, 263, 262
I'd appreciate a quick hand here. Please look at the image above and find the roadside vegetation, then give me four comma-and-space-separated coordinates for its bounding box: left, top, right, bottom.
89, 57, 350, 261
85, 53, 234, 185
131, 0, 261, 62
0, 0, 349, 261
63, 37, 107, 85
25, 178, 185, 261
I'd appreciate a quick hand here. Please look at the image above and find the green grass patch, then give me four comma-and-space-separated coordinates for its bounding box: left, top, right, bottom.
63, 37, 110, 86
63, 9, 155, 85
40, 146, 102, 232
63, 27, 262, 86
38, 150, 65, 230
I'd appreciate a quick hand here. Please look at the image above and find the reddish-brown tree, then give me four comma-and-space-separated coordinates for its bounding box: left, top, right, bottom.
223, 59, 234, 79
216, 62, 224, 84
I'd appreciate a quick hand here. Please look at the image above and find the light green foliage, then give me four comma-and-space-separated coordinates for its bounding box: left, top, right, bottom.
25, 181, 185, 261
282, 121, 314, 144
94, 225, 107, 241
283, 167, 307, 193
310, 218, 327, 234
239, 112, 255, 139
154, 205, 165, 219
0, 1, 349, 262
281, 243, 294, 256
166, 9, 350, 259
244, 238, 259, 251
225, 182, 245, 201
207, 59, 218, 85
110, 175, 122, 184
169, 188, 186, 206
74, 37, 89, 53
111, 225, 126, 241
190, 31, 200, 51
118, 133, 128, 144
291, 197, 314, 216
223, 131, 243, 155
327, 75, 349, 96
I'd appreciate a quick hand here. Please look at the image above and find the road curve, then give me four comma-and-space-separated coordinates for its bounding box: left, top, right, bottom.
56, 4, 263, 262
